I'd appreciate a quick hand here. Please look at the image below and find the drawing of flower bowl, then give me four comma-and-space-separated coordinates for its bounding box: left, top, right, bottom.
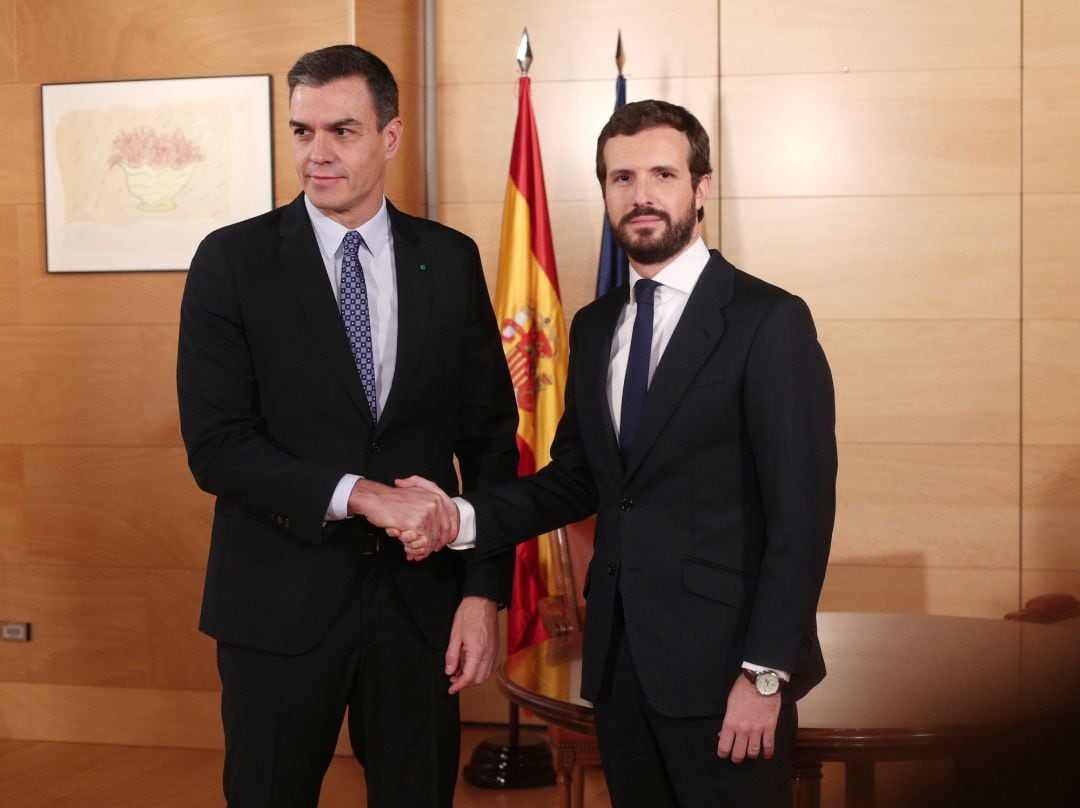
109, 126, 204, 212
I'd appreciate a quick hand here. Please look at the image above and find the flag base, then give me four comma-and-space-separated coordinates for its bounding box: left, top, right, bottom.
462, 732, 556, 789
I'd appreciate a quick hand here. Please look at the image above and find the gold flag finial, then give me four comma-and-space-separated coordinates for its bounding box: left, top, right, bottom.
616, 30, 625, 74
516, 28, 533, 76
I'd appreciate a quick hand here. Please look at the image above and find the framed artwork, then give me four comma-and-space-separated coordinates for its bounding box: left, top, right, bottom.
41, 75, 274, 273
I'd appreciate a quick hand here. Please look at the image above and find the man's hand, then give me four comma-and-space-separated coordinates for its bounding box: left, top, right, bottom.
347, 478, 453, 558
716, 674, 781, 763
393, 476, 460, 560
445, 596, 499, 695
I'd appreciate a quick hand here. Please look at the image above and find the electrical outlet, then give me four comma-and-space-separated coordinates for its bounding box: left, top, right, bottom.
1, 622, 31, 642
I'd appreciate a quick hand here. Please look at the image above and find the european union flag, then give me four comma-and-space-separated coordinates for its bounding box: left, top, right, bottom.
596, 73, 628, 298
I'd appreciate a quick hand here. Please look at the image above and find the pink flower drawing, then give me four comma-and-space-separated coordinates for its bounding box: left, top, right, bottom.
109, 127, 204, 169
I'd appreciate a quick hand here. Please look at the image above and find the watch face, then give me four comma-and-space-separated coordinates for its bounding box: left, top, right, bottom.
757, 672, 780, 696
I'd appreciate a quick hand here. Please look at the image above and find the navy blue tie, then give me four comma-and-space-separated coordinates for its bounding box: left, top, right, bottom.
340, 230, 378, 422
619, 279, 659, 460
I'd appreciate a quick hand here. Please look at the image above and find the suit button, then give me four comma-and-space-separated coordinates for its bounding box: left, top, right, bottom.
620, 498, 633, 511
370, 442, 382, 454
607, 563, 617, 575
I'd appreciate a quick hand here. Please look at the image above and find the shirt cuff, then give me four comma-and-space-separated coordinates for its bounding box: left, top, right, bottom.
325, 474, 361, 521
449, 497, 476, 550
742, 661, 791, 682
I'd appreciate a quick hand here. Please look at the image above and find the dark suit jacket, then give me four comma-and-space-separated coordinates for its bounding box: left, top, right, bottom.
177, 194, 518, 657
465, 251, 836, 718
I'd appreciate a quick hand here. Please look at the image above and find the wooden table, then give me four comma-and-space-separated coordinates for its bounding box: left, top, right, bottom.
498, 612, 1080, 808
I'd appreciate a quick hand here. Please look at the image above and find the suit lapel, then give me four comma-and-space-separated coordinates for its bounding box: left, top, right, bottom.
376, 203, 432, 432
277, 195, 375, 425
623, 252, 734, 478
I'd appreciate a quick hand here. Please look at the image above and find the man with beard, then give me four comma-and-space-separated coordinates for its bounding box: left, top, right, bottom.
387, 100, 837, 807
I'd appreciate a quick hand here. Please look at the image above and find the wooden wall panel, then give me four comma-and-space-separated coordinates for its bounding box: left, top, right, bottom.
437, 0, 717, 84
0, 205, 19, 323
1021, 0, 1080, 608
22, 448, 211, 568
721, 196, 1020, 320
1, 325, 180, 446
720, 0, 1018, 75
0, 328, 21, 445
719, 70, 1019, 198
0, 448, 26, 565
2, 566, 150, 687
0, 0, 14, 81
1022, 446, 1080, 573
820, 321, 1019, 445
147, 569, 219, 692
1023, 67, 1080, 193
14, 0, 350, 83
820, 565, 1019, 619
1023, 570, 1080, 604
0, 82, 41, 205
0, 683, 222, 748
1024, 0, 1080, 67
1022, 194, 1080, 319
1023, 321, 1080, 446
833, 444, 1018, 568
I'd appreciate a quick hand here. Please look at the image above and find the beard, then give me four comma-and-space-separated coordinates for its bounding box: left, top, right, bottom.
610, 197, 698, 266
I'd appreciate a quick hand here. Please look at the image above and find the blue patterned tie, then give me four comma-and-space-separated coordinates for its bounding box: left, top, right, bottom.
619, 279, 659, 461
340, 230, 378, 422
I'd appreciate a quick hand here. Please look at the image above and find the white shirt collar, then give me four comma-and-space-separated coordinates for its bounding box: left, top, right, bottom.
627, 237, 711, 299
304, 195, 391, 260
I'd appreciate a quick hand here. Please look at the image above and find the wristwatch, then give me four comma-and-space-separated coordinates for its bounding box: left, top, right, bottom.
742, 668, 782, 696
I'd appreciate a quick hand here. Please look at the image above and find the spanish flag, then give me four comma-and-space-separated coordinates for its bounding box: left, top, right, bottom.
495, 76, 568, 654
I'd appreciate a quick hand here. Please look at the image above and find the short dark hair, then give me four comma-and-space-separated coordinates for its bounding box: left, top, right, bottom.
595, 100, 712, 221
287, 45, 399, 131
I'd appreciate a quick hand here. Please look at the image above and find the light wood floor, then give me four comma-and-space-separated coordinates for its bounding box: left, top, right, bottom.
0, 725, 611, 807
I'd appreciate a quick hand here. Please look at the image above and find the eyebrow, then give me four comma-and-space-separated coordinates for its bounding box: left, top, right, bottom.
608, 164, 681, 177
288, 118, 364, 129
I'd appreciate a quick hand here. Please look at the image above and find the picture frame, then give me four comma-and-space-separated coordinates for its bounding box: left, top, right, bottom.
41, 75, 274, 273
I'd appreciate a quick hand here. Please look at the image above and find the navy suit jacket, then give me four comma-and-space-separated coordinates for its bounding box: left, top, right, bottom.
465, 251, 836, 717
177, 195, 518, 656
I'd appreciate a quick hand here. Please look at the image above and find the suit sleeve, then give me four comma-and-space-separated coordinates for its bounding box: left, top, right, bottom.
464, 314, 599, 552
740, 295, 837, 673
452, 243, 522, 605
177, 232, 343, 543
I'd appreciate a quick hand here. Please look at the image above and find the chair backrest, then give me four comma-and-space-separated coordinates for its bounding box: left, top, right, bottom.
545, 516, 596, 632
1005, 592, 1080, 628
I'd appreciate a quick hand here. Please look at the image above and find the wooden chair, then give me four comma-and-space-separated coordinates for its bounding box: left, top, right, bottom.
1005, 592, 1080, 627
540, 517, 601, 808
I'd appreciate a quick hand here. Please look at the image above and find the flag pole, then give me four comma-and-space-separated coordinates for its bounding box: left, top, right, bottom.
596, 30, 629, 297
463, 26, 557, 791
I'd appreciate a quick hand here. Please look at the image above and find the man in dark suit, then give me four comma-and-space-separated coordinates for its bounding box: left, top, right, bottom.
391, 100, 836, 807
176, 45, 517, 807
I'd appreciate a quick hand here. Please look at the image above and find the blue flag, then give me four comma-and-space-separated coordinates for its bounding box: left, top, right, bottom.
596, 74, 628, 298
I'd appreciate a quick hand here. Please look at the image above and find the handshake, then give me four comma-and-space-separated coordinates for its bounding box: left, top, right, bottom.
348, 476, 461, 561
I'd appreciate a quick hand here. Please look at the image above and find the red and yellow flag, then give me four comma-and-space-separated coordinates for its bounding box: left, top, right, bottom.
495, 76, 568, 654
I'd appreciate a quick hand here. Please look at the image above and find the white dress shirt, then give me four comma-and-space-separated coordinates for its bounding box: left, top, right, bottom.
606, 238, 711, 434
304, 196, 398, 521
